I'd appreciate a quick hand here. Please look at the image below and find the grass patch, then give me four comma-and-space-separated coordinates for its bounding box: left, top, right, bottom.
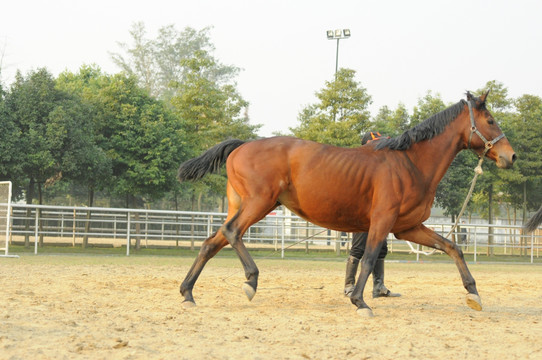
6, 243, 541, 264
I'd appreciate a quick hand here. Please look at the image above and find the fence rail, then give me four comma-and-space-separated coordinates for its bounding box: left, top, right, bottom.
3, 204, 542, 263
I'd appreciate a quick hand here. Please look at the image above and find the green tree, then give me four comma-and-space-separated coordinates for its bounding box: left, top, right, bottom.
290, 68, 372, 147
92, 73, 186, 208
0, 81, 23, 185
5, 69, 63, 205
410, 91, 447, 127
5, 68, 101, 246
111, 22, 239, 100
169, 51, 259, 210
56, 66, 113, 208
372, 103, 410, 137
506, 94, 542, 223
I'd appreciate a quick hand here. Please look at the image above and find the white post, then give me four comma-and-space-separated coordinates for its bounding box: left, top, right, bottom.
0, 181, 17, 258
34, 210, 39, 255
531, 233, 534, 264
144, 212, 148, 248
72, 209, 76, 246
126, 212, 131, 256
474, 226, 477, 263
281, 215, 285, 259
61, 212, 64, 238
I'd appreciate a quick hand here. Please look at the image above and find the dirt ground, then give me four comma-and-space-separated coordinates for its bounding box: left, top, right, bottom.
1, 255, 541, 360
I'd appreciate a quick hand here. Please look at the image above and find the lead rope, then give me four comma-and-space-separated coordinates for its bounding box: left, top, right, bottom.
405, 156, 485, 256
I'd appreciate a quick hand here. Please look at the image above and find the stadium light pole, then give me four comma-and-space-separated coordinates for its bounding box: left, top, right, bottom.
326, 29, 351, 123
326, 29, 351, 78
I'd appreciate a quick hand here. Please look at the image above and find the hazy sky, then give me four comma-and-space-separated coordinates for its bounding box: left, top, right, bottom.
1, 0, 541, 136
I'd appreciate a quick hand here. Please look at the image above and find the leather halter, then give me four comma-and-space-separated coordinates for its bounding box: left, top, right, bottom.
466, 99, 506, 158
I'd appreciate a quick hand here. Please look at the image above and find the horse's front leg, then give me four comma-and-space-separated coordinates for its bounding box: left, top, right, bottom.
396, 224, 482, 311
349, 247, 381, 317
349, 223, 391, 317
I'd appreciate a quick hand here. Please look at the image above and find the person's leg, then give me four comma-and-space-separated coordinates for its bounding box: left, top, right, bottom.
344, 232, 367, 296
372, 240, 401, 298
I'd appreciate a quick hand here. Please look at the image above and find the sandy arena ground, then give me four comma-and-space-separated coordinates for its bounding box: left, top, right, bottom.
1, 255, 541, 359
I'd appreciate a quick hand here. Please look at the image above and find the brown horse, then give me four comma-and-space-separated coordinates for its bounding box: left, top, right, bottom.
177, 91, 516, 317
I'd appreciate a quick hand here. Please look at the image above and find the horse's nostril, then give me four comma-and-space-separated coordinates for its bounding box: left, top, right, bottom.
512, 153, 517, 163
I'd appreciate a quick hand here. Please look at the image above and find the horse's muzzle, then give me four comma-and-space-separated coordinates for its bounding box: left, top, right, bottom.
497, 153, 516, 169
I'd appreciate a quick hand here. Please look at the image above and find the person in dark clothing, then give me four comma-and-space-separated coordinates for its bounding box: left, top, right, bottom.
344, 131, 401, 299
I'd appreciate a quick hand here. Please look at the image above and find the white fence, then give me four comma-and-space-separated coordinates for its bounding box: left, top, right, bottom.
5, 204, 542, 263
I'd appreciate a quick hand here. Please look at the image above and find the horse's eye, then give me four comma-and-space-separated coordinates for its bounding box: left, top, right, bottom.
488, 118, 495, 125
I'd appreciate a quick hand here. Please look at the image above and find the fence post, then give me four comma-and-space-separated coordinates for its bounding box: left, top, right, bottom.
72, 209, 76, 246
281, 215, 285, 258
474, 226, 477, 263
207, 216, 211, 238
114, 214, 117, 240
9, 207, 13, 245
175, 214, 179, 248
34, 210, 38, 255
144, 212, 148, 248
305, 221, 309, 254
61, 211, 64, 239
190, 214, 195, 251
531, 233, 534, 264
126, 211, 131, 256
274, 216, 278, 252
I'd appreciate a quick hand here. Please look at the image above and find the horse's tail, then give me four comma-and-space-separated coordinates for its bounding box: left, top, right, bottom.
524, 204, 542, 233
177, 139, 246, 181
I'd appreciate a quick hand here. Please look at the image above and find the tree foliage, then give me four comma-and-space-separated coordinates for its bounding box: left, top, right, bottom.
168, 50, 260, 210
0, 81, 22, 185
111, 22, 239, 100
56, 66, 112, 206
410, 91, 447, 127
4, 68, 73, 203
290, 68, 372, 147
372, 103, 410, 137
91, 72, 186, 206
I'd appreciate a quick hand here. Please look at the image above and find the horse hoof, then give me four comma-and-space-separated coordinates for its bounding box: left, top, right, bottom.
356, 308, 374, 318
182, 300, 196, 308
466, 293, 482, 311
242, 283, 256, 301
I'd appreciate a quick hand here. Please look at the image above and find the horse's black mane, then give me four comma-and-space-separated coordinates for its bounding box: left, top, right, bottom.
374, 99, 467, 151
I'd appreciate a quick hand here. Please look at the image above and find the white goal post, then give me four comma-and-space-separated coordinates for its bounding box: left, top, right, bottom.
0, 181, 18, 258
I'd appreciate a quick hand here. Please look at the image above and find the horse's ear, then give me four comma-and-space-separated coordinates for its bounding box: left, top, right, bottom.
466, 91, 474, 101
480, 90, 490, 103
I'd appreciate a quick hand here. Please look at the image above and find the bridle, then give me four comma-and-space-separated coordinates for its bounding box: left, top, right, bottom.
466, 99, 506, 158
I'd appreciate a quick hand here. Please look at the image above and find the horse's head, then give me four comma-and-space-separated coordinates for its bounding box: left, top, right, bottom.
463, 91, 516, 169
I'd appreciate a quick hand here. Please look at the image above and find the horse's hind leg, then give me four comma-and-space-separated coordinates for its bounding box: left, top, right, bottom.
220, 181, 279, 301
396, 224, 482, 311
221, 216, 260, 301
221, 200, 277, 301
180, 231, 228, 306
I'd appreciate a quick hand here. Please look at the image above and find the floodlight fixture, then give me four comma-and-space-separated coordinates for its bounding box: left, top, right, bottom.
326, 29, 351, 40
